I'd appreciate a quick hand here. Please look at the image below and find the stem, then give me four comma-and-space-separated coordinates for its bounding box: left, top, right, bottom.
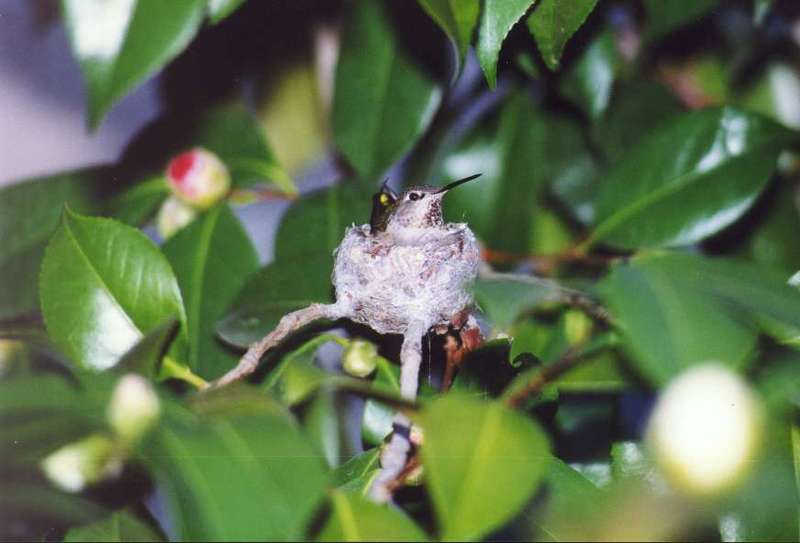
161, 356, 208, 390
502, 345, 585, 409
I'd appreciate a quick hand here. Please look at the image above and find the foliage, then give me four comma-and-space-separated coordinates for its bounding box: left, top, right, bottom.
3, 0, 800, 541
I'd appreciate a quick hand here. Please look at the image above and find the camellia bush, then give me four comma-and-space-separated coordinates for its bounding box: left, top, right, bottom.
3, 0, 800, 541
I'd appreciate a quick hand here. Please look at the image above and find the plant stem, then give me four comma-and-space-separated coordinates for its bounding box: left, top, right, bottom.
161, 356, 209, 390
503, 345, 585, 409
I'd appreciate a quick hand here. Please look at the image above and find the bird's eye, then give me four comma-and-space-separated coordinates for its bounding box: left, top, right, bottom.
409, 192, 422, 201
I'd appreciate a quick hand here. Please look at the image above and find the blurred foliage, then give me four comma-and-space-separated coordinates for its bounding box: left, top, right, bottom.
2, 0, 800, 541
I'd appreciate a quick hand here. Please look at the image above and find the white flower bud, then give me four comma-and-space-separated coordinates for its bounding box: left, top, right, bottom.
41, 434, 122, 493
156, 196, 197, 240
646, 364, 762, 497
166, 147, 231, 210
342, 339, 378, 378
107, 374, 160, 444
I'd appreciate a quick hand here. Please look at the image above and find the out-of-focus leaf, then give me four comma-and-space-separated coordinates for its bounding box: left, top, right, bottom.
332, 0, 442, 176
476, 0, 537, 88
754, 0, 773, 25
642, 0, 718, 42
103, 175, 168, 226
271, 335, 340, 406
64, 509, 165, 542
193, 105, 293, 193
207, 0, 246, 24
589, 107, 792, 250
452, 338, 540, 398
442, 91, 585, 254
216, 254, 333, 348
303, 390, 343, 468
40, 209, 186, 371
146, 407, 327, 541
527, 0, 598, 70
362, 356, 401, 446
419, 395, 550, 540
471, 274, 572, 331
318, 490, 427, 542
62, 0, 206, 128
418, 0, 479, 69
331, 449, 381, 491
116, 319, 178, 379
163, 205, 259, 380
561, 31, 619, 120
599, 253, 761, 385
0, 168, 117, 320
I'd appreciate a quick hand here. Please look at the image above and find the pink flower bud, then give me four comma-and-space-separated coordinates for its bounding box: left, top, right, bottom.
166, 147, 231, 209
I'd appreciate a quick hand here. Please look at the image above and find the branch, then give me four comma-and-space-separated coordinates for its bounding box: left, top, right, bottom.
503, 345, 585, 409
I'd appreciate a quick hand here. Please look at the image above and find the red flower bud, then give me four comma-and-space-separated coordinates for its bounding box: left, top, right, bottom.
166, 147, 231, 209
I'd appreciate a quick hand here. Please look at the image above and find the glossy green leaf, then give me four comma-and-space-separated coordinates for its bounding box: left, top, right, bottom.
561, 31, 619, 120
419, 395, 550, 540
62, 0, 206, 128
0, 168, 116, 320
333, 0, 442, 176
40, 209, 186, 371
599, 253, 759, 385
207, 0, 246, 24
441, 91, 585, 253
642, 0, 718, 42
417, 0, 480, 68
193, 105, 293, 193
477, 0, 537, 88
146, 409, 327, 541
116, 318, 178, 378
590, 107, 792, 250
318, 490, 427, 542
527, 0, 598, 70
163, 205, 259, 379
64, 509, 165, 542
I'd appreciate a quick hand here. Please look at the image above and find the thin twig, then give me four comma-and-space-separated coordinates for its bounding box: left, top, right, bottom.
503, 345, 585, 409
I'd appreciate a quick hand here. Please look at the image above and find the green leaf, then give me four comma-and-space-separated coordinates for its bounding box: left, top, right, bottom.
560, 31, 619, 120
477, 0, 537, 88
193, 105, 293, 193
146, 408, 327, 541
318, 490, 427, 542
589, 107, 792, 250
599, 253, 759, 385
163, 205, 259, 379
332, 0, 442, 176
116, 318, 178, 378
527, 0, 598, 70
361, 356, 401, 446
441, 91, 585, 253
642, 0, 718, 43
419, 395, 550, 540
207, 0, 246, 24
331, 448, 381, 491
0, 168, 115, 320
471, 274, 569, 331
64, 509, 165, 542
62, 0, 207, 128
40, 209, 186, 371
417, 0, 480, 68
103, 175, 168, 226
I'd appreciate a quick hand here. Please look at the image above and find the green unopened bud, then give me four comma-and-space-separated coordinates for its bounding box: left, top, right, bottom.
107, 374, 160, 444
0, 339, 25, 377
166, 147, 231, 209
41, 434, 122, 493
157, 195, 198, 240
342, 339, 378, 378
646, 364, 763, 497
564, 309, 592, 346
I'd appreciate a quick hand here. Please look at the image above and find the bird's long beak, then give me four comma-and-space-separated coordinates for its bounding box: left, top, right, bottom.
434, 173, 482, 194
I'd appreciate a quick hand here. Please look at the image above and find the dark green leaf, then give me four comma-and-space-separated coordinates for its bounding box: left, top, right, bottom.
116, 318, 178, 378
527, 0, 598, 70
642, 0, 718, 42
419, 395, 550, 540
102, 175, 168, 226
441, 91, 585, 253
62, 0, 206, 127
39, 209, 186, 371
471, 274, 569, 331
560, 31, 619, 120
599, 253, 759, 385
193, 105, 293, 193
271, 334, 342, 405
417, 0, 480, 68
163, 205, 259, 379
64, 509, 165, 542
477, 0, 537, 88
207, 0, 247, 24
318, 490, 427, 542
333, 0, 442, 176
146, 408, 327, 541
590, 107, 792, 250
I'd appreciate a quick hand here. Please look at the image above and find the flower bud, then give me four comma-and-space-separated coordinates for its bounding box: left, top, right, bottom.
107, 374, 160, 444
41, 434, 122, 493
166, 147, 231, 209
646, 364, 762, 497
342, 339, 378, 378
157, 195, 197, 240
